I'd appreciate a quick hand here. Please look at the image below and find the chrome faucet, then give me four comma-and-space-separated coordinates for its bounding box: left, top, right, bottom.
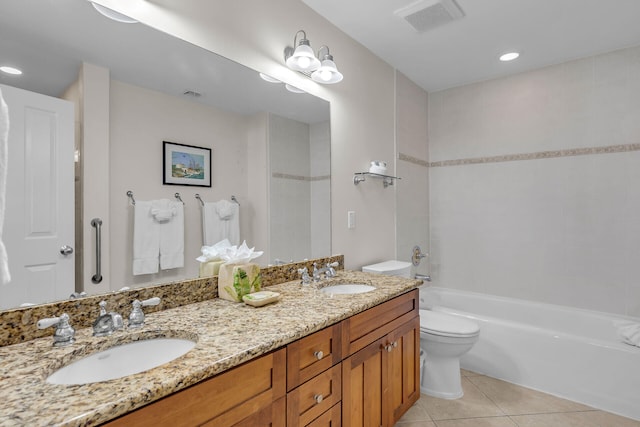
37, 313, 75, 347
313, 262, 339, 282
298, 267, 312, 285
93, 300, 124, 337
128, 297, 161, 328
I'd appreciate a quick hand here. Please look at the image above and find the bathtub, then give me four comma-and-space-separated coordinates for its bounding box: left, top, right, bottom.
419, 286, 640, 421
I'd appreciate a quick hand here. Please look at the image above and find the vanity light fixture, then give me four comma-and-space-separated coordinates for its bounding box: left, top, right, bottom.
499, 52, 520, 62
311, 46, 343, 84
284, 30, 343, 84
0, 66, 22, 75
87, 1, 138, 24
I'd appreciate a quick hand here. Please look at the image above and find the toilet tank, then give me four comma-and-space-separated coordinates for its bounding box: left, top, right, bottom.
362, 260, 412, 278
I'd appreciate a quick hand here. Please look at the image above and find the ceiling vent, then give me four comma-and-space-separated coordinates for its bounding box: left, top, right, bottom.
395, 0, 465, 33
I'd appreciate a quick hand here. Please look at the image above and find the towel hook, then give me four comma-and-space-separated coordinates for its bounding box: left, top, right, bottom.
231, 195, 240, 206
126, 190, 136, 205
195, 194, 204, 206
174, 193, 184, 204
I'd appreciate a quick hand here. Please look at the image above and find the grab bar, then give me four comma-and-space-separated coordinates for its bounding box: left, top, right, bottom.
91, 218, 103, 284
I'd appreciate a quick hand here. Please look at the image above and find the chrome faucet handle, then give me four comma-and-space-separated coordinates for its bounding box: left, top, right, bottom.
128, 297, 161, 328
325, 262, 339, 278
298, 267, 311, 285
37, 313, 75, 347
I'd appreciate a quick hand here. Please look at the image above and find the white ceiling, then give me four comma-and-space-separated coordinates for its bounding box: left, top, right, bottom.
0, 0, 329, 124
302, 0, 640, 92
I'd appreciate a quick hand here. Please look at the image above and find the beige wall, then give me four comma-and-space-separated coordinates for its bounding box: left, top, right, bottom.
109, 80, 251, 287
95, 0, 399, 271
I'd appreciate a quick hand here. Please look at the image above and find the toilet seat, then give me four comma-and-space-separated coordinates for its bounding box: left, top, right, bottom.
419, 309, 479, 338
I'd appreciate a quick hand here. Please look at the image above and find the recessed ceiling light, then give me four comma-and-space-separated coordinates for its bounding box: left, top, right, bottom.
259, 73, 281, 83
499, 52, 520, 62
0, 66, 23, 75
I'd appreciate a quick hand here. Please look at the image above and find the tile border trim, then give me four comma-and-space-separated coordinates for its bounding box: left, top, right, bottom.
272, 172, 330, 181
429, 143, 640, 167
398, 152, 429, 167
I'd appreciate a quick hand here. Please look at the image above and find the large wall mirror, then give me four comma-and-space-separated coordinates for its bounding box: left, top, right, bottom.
0, 0, 331, 310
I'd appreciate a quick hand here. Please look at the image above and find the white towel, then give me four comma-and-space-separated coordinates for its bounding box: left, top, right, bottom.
616, 321, 640, 348
202, 200, 239, 246
0, 89, 10, 285
157, 200, 184, 270
133, 199, 184, 275
133, 201, 159, 275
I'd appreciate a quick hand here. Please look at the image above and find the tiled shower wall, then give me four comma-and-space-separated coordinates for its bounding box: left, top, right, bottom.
428, 45, 640, 317
269, 114, 331, 264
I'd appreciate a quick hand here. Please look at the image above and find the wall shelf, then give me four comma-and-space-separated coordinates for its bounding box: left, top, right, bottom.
353, 172, 401, 188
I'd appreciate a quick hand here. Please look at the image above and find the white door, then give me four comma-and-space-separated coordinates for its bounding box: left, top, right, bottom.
1, 84, 74, 309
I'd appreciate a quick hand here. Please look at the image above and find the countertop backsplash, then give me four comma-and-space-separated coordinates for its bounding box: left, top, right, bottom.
0, 255, 344, 347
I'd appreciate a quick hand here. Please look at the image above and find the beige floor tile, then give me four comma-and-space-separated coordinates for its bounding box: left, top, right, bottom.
460, 369, 483, 377
398, 400, 432, 423
510, 411, 640, 427
395, 421, 437, 427
419, 378, 505, 420
467, 376, 592, 415
435, 417, 517, 427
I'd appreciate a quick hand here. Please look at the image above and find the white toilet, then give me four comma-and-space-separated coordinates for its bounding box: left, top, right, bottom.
418, 309, 479, 399
362, 260, 480, 400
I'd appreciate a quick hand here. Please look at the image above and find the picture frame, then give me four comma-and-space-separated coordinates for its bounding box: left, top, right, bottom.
163, 141, 211, 187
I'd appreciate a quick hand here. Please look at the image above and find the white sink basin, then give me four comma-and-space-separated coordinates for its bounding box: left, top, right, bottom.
319, 284, 376, 295
47, 338, 196, 385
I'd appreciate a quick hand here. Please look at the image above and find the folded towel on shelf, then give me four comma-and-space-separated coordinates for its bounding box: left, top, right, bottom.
202, 199, 239, 246
615, 321, 640, 347
0, 89, 9, 285
133, 199, 184, 275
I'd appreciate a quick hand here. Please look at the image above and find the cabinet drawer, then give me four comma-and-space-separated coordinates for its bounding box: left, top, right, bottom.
342, 289, 418, 356
287, 364, 342, 427
287, 323, 342, 391
103, 348, 286, 427
307, 402, 341, 427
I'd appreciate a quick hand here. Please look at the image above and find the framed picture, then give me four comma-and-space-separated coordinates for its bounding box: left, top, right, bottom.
163, 141, 211, 187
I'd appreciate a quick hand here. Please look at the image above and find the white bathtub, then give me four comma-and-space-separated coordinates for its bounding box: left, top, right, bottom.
419, 286, 640, 421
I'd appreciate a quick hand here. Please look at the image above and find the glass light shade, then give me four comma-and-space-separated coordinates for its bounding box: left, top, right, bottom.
286, 42, 321, 72
311, 58, 343, 84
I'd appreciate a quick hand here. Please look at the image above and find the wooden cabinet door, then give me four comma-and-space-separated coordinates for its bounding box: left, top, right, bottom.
341, 335, 387, 427
214, 397, 285, 427
103, 349, 286, 427
386, 316, 420, 426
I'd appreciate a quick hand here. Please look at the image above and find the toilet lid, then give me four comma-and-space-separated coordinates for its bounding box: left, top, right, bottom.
419, 309, 479, 337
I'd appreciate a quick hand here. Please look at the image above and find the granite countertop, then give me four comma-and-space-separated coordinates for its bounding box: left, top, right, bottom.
0, 271, 420, 427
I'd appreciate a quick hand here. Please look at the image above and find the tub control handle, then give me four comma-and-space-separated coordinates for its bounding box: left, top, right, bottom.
314, 350, 324, 360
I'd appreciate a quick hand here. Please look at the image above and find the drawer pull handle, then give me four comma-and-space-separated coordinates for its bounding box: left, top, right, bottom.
385, 344, 392, 353
314, 350, 324, 360
314, 394, 323, 404
392, 341, 398, 348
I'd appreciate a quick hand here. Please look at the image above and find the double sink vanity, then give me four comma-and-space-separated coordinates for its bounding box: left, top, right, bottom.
0, 257, 421, 426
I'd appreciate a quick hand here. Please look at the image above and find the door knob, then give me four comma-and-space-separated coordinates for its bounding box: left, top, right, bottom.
60, 245, 74, 255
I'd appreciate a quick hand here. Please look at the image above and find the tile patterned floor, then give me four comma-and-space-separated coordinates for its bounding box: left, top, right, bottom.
396, 370, 640, 427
